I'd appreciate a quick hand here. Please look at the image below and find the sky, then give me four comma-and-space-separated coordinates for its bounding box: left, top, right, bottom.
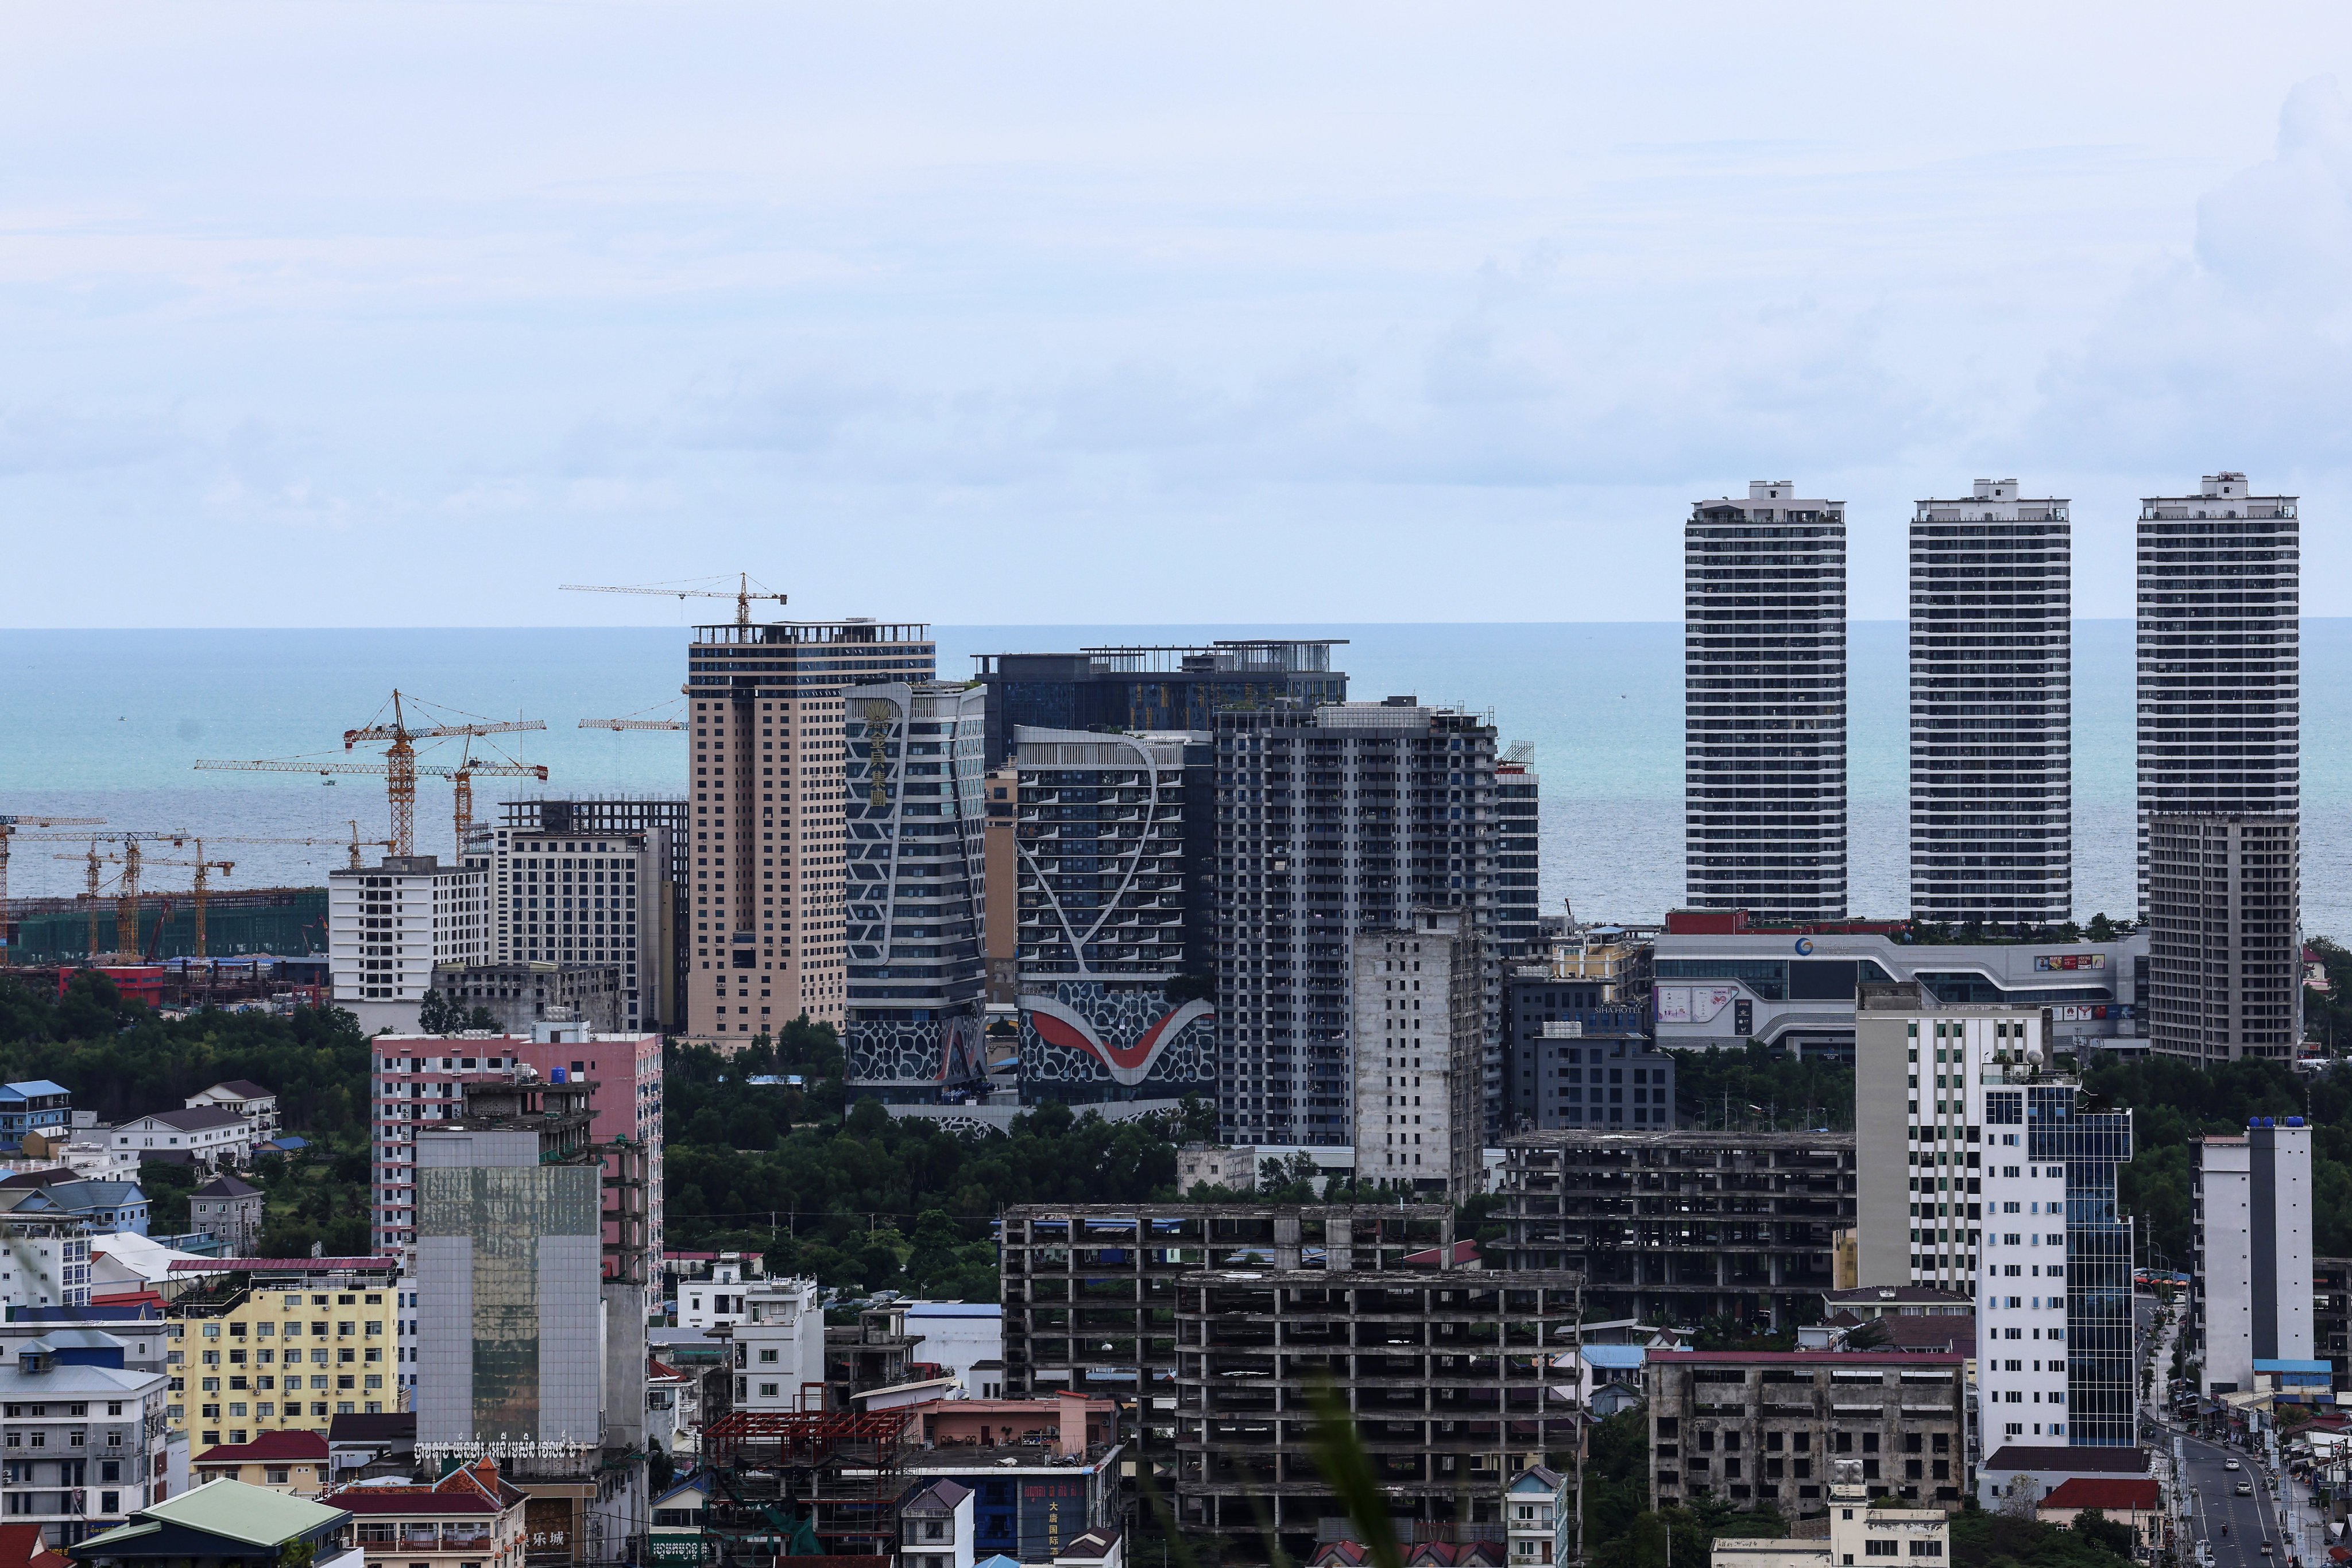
8, 2, 2352, 627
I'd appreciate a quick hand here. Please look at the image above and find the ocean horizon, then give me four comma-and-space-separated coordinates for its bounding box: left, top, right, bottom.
5, 621, 2347, 938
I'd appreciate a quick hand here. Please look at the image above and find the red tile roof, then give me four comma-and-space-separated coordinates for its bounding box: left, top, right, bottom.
2040, 1478, 2162, 1512
0, 1524, 72, 1568
328, 1458, 525, 1516
196, 1430, 330, 1464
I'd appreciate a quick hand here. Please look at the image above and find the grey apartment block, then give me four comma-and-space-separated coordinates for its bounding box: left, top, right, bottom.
1686, 481, 1848, 922
1216, 700, 1500, 1148
1350, 908, 1483, 1196
2137, 473, 2299, 906
2148, 814, 2300, 1060
414, 1105, 604, 1453
432, 961, 626, 1034
1647, 1349, 1969, 1515
1504, 995, 1670, 1134
1910, 481, 2072, 925
1494, 1130, 1855, 1329
494, 799, 688, 1032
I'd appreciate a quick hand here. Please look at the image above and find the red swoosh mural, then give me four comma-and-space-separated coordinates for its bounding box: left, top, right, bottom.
1023, 994, 1216, 1087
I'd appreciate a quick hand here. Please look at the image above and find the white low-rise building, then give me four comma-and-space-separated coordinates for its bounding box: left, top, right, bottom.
1712, 1477, 1948, 1568
184, 1083, 280, 1140
101, 1109, 253, 1171
0, 1330, 189, 1547
724, 1279, 825, 1414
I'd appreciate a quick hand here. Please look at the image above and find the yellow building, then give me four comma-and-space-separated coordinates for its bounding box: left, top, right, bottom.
192, 1429, 332, 1496
164, 1259, 399, 1451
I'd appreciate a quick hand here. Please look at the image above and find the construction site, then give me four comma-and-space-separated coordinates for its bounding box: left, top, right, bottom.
2, 689, 558, 972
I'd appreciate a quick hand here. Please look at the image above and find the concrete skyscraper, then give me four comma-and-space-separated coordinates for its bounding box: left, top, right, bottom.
1014, 726, 1218, 1110
2137, 473, 2300, 1060
2136, 473, 2300, 899
1216, 699, 1500, 1147
1685, 481, 1848, 921
1909, 481, 2072, 925
683, 618, 935, 1044
2148, 813, 2300, 1060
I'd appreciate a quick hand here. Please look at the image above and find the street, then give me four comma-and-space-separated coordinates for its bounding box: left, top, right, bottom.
2178, 1433, 2289, 1568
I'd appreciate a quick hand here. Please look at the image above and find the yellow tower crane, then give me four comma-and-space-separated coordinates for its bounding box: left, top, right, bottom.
196, 691, 546, 858
0, 816, 106, 909
54, 831, 189, 961
560, 574, 787, 626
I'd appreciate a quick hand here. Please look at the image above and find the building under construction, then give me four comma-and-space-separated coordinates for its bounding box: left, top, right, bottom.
695, 1408, 913, 1562
1492, 1129, 1856, 1328
1172, 1266, 1585, 1563
2, 887, 327, 965
998, 1202, 1465, 1508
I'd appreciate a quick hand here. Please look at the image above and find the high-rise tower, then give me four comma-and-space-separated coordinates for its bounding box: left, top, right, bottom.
1216, 699, 1500, 1147
683, 619, 935, 1044
1685, 481, 1848, 920
1909, 479, 2072, 926
2136, 473, 2299, 902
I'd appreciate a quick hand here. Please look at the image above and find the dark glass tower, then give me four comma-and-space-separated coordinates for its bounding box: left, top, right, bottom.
973, 641, 1347, 765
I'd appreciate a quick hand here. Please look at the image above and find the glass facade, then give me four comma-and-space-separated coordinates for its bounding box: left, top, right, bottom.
2029, 1090, 2137, 1446
416, 1160, 602, 1447
841, 683, 991, 1096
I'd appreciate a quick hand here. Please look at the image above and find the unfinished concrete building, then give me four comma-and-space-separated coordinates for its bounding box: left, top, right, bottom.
1494, 1130, 1855, 1328
999, 1203, 1459, 1474
1174, 1267, 1584, 1563
1646, 1350, 1969, 1514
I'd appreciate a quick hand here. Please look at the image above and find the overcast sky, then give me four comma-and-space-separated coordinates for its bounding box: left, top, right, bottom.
8, 2, 2352, 626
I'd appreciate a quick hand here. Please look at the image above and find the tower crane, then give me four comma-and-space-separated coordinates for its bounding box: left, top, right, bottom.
197, 691, 546, 857
136, 846, 235, 960
203, 828, 396, 871
579, 699, 686, 731
340, 692, 546, 857
0, 816, 105, 908
55, 831, 189, 960
560, 574, 787, 627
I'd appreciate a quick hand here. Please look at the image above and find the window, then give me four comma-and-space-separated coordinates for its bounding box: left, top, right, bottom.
1865, 1543, 1900, 1558
267, 1468, 291, 1485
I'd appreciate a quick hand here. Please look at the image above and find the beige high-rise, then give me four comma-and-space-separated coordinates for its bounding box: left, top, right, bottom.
684, 619, 935, 1046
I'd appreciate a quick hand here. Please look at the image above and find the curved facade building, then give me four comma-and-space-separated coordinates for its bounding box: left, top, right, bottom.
1013, 727, 1216, 1104
841, 682, 990, 1097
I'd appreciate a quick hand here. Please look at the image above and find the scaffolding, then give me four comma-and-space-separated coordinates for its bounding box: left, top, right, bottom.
699, 1408, 912, 1562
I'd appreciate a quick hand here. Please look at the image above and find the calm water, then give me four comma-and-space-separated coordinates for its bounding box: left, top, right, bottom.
4, 622, 2348, 935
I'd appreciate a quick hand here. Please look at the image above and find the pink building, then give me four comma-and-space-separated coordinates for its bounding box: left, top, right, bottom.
370, 1022, 663, 1261
910, 1392, 1116, 1455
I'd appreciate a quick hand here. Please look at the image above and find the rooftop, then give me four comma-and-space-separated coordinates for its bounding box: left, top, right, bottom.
196, 1430, 330, 1465
1981, 1445, 2149, 1475
2040, 1478, 2161, 1512
76, 1478, 350, 1552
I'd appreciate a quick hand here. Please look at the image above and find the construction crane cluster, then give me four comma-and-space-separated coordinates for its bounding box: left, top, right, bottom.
196, 689, 547, 858
10, 586, 769, 967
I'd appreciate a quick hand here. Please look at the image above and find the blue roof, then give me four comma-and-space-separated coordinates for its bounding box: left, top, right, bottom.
2256, 1359, 2332, 1373
0, 1082, 69, 1102
1581, 1345, 1648, 1369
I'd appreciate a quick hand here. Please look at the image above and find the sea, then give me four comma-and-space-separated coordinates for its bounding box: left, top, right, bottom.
5, 621, 2350, 938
